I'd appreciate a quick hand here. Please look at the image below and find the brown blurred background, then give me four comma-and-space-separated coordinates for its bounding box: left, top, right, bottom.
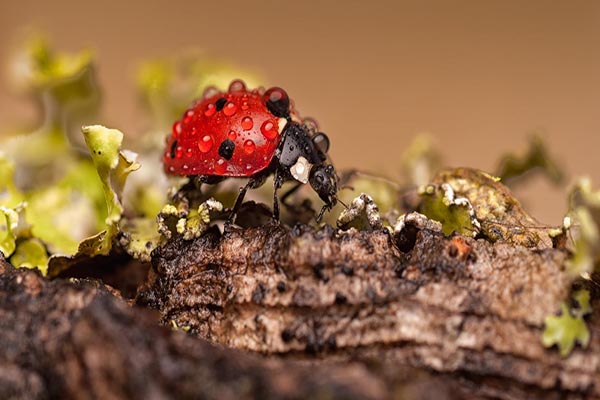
1, 0, 598, 223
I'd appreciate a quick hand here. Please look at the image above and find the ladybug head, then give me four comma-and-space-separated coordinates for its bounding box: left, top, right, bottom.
309, 164, 338, 220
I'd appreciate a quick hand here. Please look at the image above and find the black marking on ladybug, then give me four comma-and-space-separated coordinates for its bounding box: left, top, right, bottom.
215, 97, 227, 111
218, 139, 235, 160
265, 88, 290, 118
170, 140, 178, 159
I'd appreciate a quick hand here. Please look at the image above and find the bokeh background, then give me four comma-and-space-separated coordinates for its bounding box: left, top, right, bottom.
1, 0, 598, 223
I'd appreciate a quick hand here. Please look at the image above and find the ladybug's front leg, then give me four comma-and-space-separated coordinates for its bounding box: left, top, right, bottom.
272, 172, 285, 222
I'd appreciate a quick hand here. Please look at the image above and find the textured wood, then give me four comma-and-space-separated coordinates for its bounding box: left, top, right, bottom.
139, 222, 599, 398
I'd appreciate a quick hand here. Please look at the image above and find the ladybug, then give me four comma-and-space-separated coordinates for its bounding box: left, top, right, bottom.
163, 80, 338, 223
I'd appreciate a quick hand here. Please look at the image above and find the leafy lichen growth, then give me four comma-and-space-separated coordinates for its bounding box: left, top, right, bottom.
419, 168, 554, 248
565, 178, 600, 277
542, 290, 591, 357
495, 135, 564, 186
157, 198, 223, 241
337, 193, 383, 231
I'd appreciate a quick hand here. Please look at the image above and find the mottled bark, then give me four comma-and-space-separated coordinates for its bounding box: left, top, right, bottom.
139, 222, 599, 398
0, 254, 475, 400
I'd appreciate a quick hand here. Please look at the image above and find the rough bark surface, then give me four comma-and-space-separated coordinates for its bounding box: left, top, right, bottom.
139, 223, 600, 398
0, 254, 479, 400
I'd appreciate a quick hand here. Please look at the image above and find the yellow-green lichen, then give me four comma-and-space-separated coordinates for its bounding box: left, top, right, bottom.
542, 290, 591, 357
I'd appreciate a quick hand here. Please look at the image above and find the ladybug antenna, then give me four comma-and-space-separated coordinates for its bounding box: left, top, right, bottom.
338, 198, 349, 209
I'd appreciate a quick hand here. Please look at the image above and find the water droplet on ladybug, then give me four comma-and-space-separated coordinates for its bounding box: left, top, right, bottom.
198, 135, 213, 153
228, 79, 246, 93
241, 116, 253, 130
168, 166, 175, 172
182, 164, 189, 171
246, 164, 253, 171
228, 130, 237, 140
241, 101, 249, 110
175, 146, 184, 159
185, 148, 193, 158
215, 158, 227, 174
172, 121, 183, 138
261, 120, 278, 140
202, 86, 219, 99
204, 103, 216, 117
223, 102, 237, 116
243, 139, 256, 154
183, 110, 194, 124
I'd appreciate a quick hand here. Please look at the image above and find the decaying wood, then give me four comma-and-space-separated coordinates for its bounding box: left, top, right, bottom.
139, 222, 600, 398
0, 253, 483, 400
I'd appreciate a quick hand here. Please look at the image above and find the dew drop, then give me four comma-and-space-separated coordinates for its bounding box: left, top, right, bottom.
261, 120, 278, 140
198, 135, 214, 153
172, 121, 183, 138
175, 146, 184, 159
243, 139, 256, 154
204, 103, 216, 117
168, 166, 175, 172
228, 79, 246, 93
246, 164, 253, 171
241, 116, 253, 130
183, 109, 194, 124
223, 102, 237, 116
215, 158, 227, 174
183, 164, 189, 171
185, 148, 193, 158
202, 86, 219, 99
228, 130, 237, 140
241, 101, 249, 110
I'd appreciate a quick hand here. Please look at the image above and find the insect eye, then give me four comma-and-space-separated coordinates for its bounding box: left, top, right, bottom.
312, 132, 330, 155
264, 87, 290, 117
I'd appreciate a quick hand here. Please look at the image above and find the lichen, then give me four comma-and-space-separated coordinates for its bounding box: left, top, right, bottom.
419, 168, 554, 248
337, 193, 383, 231
542, 290, 591, 357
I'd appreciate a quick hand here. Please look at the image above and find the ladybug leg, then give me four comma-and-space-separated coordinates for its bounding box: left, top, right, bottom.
272, 172, 285, 221
227, 179, 254, 226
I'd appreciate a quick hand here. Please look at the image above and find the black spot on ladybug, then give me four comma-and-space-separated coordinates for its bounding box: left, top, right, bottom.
170, 140, 178, 159
215, 97, 227, 111
218, 139, 235, 160
264, 87, 290, 117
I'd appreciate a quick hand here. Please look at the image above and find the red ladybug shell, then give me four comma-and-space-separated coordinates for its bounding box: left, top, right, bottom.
164, 82, 285, 177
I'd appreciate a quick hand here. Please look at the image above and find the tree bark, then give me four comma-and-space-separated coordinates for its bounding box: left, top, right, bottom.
138, 222, 599, 398
1, 218, 598, 399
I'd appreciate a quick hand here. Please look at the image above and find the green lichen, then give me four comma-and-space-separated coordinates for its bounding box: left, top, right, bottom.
419, 168, 553, 247
496, 135, 564, 186
400, 135, 442, 187
157, 198, 223, 241
10, 238, 49, 276
565, 178, 600, 277
542, 290, 591, 357
337, 194, 383, 231
45, 125, 140, 276
418, 183, 477, 236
